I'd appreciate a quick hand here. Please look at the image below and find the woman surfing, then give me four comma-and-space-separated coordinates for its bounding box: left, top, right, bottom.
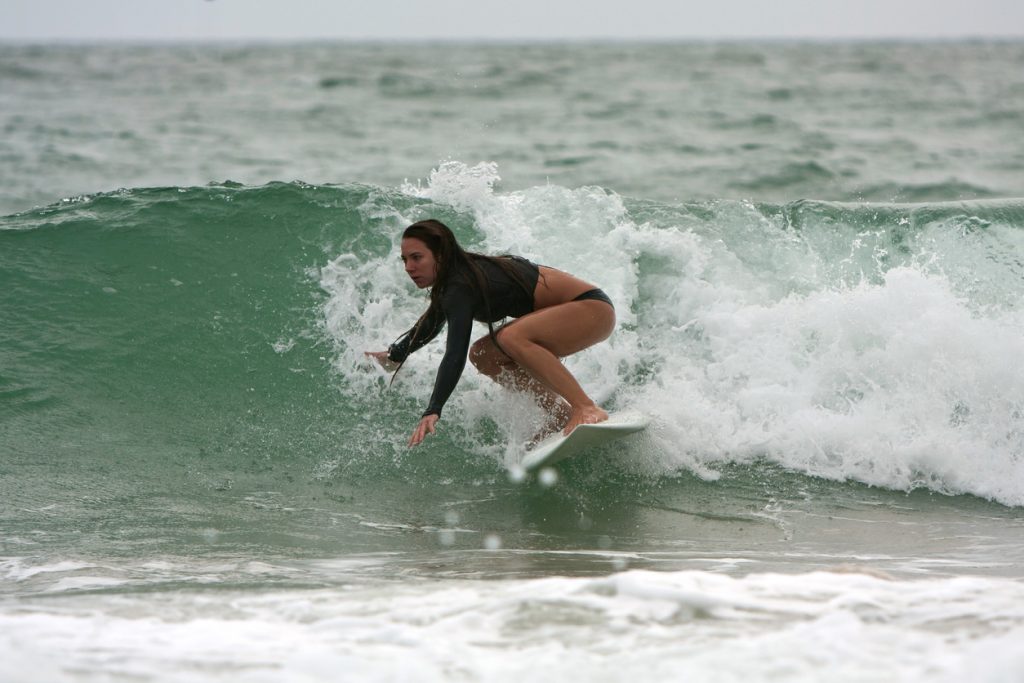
366, 219, 616, 447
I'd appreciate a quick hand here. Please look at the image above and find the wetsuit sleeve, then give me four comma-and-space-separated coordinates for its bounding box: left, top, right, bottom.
422, 286, 476, 418
387, 306, 446, 363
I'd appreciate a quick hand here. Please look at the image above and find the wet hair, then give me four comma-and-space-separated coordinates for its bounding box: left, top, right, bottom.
402, 219, 476, 308
391, 219, 535, 382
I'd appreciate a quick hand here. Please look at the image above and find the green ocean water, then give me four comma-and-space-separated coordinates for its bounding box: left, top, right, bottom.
2, 41, 1024, 682
4, 40, 1024, 217
3, 180, 1022, 568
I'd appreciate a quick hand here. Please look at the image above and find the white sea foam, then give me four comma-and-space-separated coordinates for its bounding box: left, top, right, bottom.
1, 568, 1022, 682
322, 162, 1024, 505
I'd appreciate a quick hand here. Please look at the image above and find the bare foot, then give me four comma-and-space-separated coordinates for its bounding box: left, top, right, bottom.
562, 405, 608, 435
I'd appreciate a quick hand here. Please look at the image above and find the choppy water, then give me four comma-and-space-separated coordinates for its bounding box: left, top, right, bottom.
4, 40, 1024, 217
2, 41, 1024, 682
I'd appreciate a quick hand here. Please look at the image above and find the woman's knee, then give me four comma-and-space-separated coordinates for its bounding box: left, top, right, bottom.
470, 336, 511, 374
493, 325, 530, 361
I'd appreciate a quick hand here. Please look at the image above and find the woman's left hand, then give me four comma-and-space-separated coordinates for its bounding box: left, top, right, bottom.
364, 351, 399, 371
408, 414, 439, 447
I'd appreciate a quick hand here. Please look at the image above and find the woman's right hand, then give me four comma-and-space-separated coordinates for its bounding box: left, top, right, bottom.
364, 351, 399, 371
408, 413, 439, 447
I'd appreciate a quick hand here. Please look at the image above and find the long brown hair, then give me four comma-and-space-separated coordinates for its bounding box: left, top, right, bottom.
391, 219, 534, 381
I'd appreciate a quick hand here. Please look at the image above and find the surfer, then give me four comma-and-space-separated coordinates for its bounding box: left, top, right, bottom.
366, 219, 615, 447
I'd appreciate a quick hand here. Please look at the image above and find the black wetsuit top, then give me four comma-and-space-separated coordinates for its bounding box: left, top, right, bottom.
387, 256, 540, 417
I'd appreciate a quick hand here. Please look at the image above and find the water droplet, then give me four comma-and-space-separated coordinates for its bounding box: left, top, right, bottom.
539, 468, 558, 487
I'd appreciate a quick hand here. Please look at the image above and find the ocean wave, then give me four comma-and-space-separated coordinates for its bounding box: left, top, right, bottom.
323, 163, 1024, 504
4, 168, 1024, 505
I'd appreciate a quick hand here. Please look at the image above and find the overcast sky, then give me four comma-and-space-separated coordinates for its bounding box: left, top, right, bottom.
4, 0, 1024, 41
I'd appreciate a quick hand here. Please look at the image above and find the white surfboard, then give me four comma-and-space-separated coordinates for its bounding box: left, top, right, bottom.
521, 410, 649, 473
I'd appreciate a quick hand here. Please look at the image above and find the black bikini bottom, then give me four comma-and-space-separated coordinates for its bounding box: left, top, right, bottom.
571, 288, 614, 308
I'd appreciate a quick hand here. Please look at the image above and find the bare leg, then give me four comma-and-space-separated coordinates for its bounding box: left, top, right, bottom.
470, 337, 571, 440
469, 300, 615, 435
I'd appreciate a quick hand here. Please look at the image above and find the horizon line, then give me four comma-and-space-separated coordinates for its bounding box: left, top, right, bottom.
2, 34, 1023, 45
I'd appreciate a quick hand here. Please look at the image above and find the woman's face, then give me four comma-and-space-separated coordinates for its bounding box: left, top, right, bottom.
401, 237, 438, 288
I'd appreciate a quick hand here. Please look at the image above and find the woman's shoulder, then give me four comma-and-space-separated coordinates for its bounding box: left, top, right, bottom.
439, 274, 479, 308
